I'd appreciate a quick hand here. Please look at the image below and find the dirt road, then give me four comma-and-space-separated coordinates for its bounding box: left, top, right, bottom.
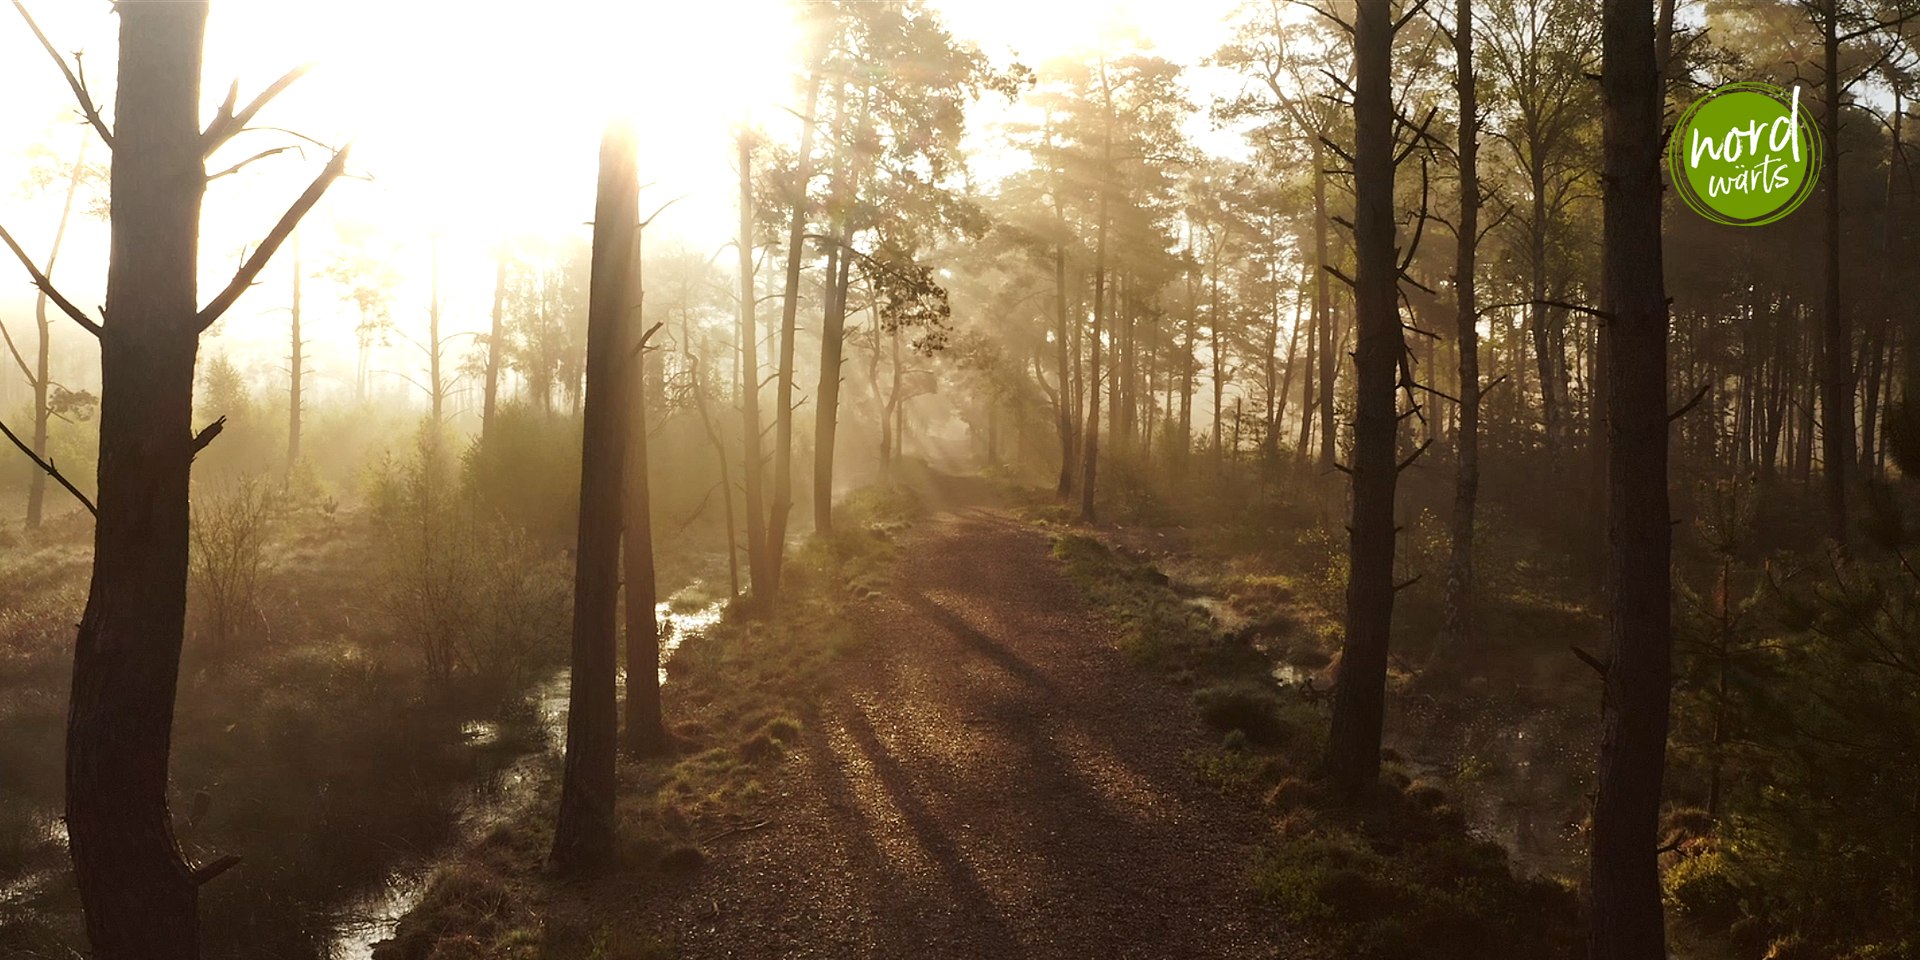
644, 477, 1299, 959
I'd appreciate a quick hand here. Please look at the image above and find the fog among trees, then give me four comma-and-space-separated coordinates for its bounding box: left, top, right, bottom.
3, 2, 1919, 959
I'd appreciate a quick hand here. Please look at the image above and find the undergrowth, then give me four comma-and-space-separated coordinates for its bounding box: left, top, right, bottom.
1046, 529, 1581, 960
372, 483, 922, 960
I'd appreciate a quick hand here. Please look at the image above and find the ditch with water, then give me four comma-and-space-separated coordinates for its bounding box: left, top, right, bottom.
0, 581, 728, 960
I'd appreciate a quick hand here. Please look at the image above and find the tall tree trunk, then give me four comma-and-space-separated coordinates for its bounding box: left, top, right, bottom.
1441, 0, 1481, 653
813, 82, 867, 535
1865, 89, 1903, 478
766, 72, 823, 591
1315, 145, 1337, 470
624, 228, 664, 758
66, 6, 210, 954
1081, 182, 1108, 522
1182, 238, 1198, 473
1591, 2, 1672, 955
482, 257, 506, 443
1529, 169, 1559, 452
687, 340, 740, 601
1080, 76, 1112, 523
24, 139, 85, 528
736, 135, 771, 600
552, 123, 639, 873
1819, 0, 1852, 548
1210, 263, 1226, 461
1324, 0, 1401, 803
1298, 267, 1318, 468
1055, 243, 1076, 498
1274, 264, 1308, 455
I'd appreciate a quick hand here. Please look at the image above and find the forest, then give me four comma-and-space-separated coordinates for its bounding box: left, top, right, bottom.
1, 0, 1916, 958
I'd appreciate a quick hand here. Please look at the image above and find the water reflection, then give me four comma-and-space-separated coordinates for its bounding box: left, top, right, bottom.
327, 582, 727, 959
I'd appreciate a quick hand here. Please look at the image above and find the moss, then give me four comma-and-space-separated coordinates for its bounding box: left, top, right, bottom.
1041, 502, 1579, 960
1249, 822, 1579, 960
372, 482, 920, 960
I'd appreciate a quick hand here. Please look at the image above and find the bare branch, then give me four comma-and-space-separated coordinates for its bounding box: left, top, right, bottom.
1478, 297, 1612, 321
1397, 438, 1434, 473
0, 223, 101, 337
1571, 645, 1608, 678
0, 316, 37, 386
1392, 0, 1433, 34
1669, 382, 1713, 422
628, 321, 667, 359
1288, 0, 1353, 34
0, 414, 94, 516
197, 147, 351, 333
203, 64, 315, 156
10, 1, 112, 147
190, 854, 242, 887
207, 145, 301, 182
190, 416, 227, 458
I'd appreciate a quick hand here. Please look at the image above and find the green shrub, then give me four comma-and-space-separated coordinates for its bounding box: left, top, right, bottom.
1663, 849, 1744, 930
1193, 681, 1288, 744
367, 427, 569, 687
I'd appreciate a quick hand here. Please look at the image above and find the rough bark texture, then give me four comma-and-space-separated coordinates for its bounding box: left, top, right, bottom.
552, 123, 638, 873
65, 6, 209, 955
1441, 0, 1481, 652
1590, 2, 1672, 956
1324, 0, 1400, 803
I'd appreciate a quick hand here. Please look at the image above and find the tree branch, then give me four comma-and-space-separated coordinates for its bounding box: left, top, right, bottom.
1571, 645, 1608, 678
1478, 297, 1612, 321
202, 64, 314, 156
10, 1, 112, 147
628, 321, 666, 359
1397, 438, 1434, 473
0, 414, 94, 516
190, 416, 226, 458
0, 315, 38, 386
0, 223, 101, 337
1669, 382, 1712, 422
207, 145, 301, 182
197, 146, 351, 333
190, 854, 242, 887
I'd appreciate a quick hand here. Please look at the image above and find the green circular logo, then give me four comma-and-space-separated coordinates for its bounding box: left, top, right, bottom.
1669, 82, 1822, 226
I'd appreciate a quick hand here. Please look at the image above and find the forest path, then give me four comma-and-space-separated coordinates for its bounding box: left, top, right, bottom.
641, 473, 1299, 959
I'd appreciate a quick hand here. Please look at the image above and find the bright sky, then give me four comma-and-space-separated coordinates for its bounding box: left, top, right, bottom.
0, 0, 1247, 409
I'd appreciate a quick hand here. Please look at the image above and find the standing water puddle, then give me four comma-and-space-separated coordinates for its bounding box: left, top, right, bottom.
326, 582, 728, 959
